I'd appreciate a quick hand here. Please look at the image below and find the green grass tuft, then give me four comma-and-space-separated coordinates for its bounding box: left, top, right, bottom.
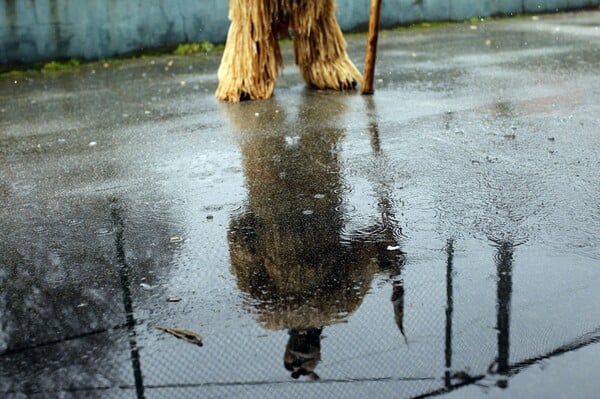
173, 41, 216, 55
41, 58, 80, 72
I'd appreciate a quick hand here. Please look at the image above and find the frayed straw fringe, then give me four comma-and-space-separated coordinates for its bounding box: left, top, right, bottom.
215, 0, 285, 102
216, 0, 362, 102
291, 1, 362, 90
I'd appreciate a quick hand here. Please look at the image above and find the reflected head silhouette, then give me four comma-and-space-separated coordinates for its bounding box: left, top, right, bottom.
284, 328, 322, 381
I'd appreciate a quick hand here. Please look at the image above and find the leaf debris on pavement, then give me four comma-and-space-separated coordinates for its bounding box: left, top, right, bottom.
155, 326, 203, 346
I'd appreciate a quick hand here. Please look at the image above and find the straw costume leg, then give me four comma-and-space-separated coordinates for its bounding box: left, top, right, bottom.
290, 0, 362, 90
216, 0, 288, 102
216, 0, 361, 101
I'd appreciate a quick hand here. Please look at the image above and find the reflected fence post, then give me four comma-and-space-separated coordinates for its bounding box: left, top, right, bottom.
493, 242, 514, 388
111, 199, 146, 398
444, 239, 455, 388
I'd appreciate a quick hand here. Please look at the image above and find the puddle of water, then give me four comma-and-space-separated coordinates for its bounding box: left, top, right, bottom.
5, 89, 597, 398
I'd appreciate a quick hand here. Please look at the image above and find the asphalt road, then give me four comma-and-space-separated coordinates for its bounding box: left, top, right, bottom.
1, 10, 599, 399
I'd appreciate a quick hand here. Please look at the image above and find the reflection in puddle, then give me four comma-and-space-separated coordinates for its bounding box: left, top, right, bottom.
219, 91, 600, 397
225, 94, 406, 380
491, 241, 514, 388
0, 192, 180, 396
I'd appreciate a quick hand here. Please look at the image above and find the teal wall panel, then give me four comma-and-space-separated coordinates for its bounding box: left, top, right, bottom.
1, 0, 599, 65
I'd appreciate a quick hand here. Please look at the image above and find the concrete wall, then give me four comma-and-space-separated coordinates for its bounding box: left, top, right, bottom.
1, 0, 599, 65
339, 0, 600, 29
0, 0, 230, 64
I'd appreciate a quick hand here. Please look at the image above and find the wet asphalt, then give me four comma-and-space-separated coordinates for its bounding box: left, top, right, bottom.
1, 10, 600, 399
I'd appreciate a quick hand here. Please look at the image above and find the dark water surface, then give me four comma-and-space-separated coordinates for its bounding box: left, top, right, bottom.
1, 12, 599, 399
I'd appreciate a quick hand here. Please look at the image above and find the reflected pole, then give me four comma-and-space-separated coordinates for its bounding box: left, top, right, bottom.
365, 96, 381, 154
364, 95, 407, 343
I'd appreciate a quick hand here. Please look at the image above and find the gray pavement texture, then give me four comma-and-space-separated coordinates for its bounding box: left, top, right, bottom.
1, 10, 600, 399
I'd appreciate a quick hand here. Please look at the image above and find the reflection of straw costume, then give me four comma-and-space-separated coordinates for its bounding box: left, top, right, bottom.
224, 95, 405, 379
228, 123, 386, 330
216, 0, 362, 102
226, 97, 397, 330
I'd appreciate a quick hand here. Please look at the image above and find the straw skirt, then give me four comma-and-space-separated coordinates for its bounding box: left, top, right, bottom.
216, 0, 362, 102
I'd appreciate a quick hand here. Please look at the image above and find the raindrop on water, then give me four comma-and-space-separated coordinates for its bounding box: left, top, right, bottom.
95, 227, 114, 236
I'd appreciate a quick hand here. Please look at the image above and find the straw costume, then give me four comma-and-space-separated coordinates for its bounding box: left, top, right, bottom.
216, 0, 362, 101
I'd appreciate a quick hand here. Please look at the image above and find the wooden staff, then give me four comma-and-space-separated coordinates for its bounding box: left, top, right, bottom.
361, 0, 383, 95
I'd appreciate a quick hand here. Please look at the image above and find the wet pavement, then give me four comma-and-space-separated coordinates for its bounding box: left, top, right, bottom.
1, 10, 600, 399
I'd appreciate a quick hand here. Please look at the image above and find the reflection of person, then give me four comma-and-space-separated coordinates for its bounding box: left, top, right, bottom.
224, 93, 405, 379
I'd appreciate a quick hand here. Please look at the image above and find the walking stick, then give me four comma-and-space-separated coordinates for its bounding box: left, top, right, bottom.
361, 0, 383, 95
